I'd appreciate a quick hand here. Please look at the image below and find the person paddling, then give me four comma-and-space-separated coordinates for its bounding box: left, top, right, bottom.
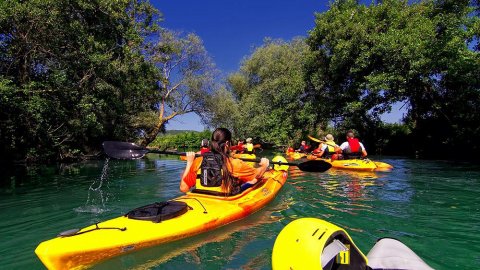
180, 128, 269, 194
230, 139, 244, 153
296, 140, 310, 153
243, 137, 255, 154
313, 134, 341, 159
339, 130, 367, 159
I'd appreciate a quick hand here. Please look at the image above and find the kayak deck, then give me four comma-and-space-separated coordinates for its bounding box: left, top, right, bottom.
35, 170, 288, 270
306, 155, 393, 171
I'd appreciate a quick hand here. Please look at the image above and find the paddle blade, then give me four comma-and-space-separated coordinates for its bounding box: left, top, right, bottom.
102, 141, 149, 159
297, 160, 332, 172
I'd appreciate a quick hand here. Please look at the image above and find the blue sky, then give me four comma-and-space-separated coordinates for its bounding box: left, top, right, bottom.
154, 1, 404, 131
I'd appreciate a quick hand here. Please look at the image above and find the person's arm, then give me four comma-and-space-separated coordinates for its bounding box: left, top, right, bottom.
180, 152, 197, 193
246, 158, 269, 184
360, 143, 368, 157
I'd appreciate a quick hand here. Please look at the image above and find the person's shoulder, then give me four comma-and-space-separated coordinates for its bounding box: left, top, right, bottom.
193, 156, 203, 166
229, 157, 243, 165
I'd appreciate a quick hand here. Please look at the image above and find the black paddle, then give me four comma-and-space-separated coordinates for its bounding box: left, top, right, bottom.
102, 141, 331, 173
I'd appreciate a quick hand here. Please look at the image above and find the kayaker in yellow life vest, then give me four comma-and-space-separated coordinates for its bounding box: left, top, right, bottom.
313, 134, 341, 158
243, 137, 255, 154
180, 128, 269, 195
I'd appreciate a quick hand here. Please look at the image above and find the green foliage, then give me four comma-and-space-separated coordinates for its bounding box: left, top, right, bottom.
150, 130, 212, 149
0, 0, 215, 162
138, 29, 217, 146
206, 38, 317, 145
306, 0, 480, 158
0, 0, 160, 162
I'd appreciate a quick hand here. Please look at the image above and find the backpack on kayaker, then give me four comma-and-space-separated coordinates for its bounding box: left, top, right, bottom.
199, 152, 223, 187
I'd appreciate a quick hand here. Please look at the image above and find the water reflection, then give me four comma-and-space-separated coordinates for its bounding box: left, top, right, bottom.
1, 155, 479, 269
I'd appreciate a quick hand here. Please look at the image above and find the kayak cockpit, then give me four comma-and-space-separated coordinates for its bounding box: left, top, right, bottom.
272, 218, 433, 270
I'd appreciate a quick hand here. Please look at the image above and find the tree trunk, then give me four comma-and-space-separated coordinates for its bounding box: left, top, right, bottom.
140, 120, 166, 147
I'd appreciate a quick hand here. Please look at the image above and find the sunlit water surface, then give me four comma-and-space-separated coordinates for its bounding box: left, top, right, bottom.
0, 153, 479, 269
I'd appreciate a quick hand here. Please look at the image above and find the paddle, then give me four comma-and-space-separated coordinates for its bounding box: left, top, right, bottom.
103, 141, 331, 173
308, 135, 325, 143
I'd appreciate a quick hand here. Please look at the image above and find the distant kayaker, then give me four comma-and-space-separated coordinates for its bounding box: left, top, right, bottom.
296, 141, 310, 153
180, 128, 269, 194
312, 134, 341, 159
339, 130, 367, 159
230, 139, 244, 153
244, 137, 255, 154
197, 139, 210, 155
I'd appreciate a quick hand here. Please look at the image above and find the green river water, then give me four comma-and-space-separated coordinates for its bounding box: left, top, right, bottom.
0, 153, 479, 269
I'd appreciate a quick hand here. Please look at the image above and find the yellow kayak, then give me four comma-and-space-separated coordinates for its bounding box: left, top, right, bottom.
273, 218, 433, 270
307, 155, 393, 171
35, 169, 288, 270
286, 152, 306, 160
231, 153, 256, 167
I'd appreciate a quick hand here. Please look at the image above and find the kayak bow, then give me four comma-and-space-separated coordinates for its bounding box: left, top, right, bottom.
35, 169, 288, 270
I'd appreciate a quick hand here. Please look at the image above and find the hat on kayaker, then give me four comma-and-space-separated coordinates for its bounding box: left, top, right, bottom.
201, 139, 209, 148
246, 138, 252, 143
325, 134, 334, 141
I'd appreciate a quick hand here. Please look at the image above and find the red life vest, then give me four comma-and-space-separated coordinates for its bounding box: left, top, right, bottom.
200, 148, 210, 154
347, 138, 360, 153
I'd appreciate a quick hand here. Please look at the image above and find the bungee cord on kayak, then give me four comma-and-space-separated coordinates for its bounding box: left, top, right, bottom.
58, 224, 127, 238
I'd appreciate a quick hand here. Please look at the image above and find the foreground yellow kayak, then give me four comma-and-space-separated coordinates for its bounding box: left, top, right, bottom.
307, 155, 393, 171
273, 218, 433, 270
35, 169, 288, 270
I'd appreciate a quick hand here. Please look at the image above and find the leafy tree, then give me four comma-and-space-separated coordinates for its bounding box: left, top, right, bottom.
306, 0, 480, 158
214, 38, 317, 145
150, 130, 212, 149
0, 0, 160, 162
203, 86, 240, 133
137, 29, 216, 146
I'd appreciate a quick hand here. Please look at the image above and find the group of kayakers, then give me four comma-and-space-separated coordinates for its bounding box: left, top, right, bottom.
181, 128, 269, 195
288, 130, 368, 160
180, 128, 368, 195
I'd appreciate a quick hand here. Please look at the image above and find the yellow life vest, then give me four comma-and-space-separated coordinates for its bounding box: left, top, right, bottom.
245, 143, 254, 152
325, 141, 337, 153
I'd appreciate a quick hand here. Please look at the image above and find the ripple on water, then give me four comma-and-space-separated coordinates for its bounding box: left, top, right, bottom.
1, 156, 479, 270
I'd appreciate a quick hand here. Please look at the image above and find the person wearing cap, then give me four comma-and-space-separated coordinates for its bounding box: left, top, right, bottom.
313, 134, 340, 158
244, 138, 255, 154
296, 140, 310, 153
339, 130, 367, 159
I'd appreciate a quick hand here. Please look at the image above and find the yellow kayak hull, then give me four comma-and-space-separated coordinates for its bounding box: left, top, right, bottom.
231, 153, 256, 167
286, 152, 306, 160
35, 170, 288, 270
307, 155, 393, 171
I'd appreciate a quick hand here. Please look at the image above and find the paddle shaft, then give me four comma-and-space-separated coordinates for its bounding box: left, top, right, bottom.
148, 149, 297, 166
102, 141, 332, 172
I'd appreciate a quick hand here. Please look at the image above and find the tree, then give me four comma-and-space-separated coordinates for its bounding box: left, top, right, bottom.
306, 0, 480, 158
216, 38, 316, 145
0, 0, 160, 162
137, 29, 216, 146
